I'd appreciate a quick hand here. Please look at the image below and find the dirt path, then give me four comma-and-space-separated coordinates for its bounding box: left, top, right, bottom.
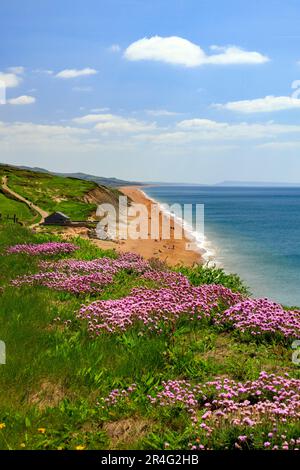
1, 175, 49, 226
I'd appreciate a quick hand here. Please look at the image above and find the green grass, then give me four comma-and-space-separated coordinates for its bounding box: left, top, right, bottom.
0, 224, 298, 450
175, 263, 250, 295
0, 191, 37, 225
0, 166, 97, 220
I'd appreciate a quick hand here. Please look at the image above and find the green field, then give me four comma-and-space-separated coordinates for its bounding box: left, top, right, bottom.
0, 224, 299, 450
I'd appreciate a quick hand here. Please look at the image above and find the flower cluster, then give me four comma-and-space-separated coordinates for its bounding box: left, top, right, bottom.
218, 298, 300, 340
39, 252, 151, 275
103, 384, 137, 406
140, 270, 191, 288
11, 271, 113, 294
78, 284, 243, 334
107, 372, 300, 450
8, 243, 300, 340
6, 242, 78, 256
11, 252, 151, 294
152, 372, 300, 450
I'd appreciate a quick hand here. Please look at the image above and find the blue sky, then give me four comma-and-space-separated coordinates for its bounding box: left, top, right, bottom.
1, 0, 300, 183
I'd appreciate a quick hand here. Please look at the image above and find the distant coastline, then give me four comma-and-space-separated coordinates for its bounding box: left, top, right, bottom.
4, 162, 300, 188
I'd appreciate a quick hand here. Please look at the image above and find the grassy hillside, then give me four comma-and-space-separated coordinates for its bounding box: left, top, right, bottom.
0, 164, 122, 222
0, 224, 299, 450
16, 165, 140, 187
0, 191, 37, 225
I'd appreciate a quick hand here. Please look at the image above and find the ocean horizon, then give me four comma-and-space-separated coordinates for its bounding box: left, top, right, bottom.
144, 185, 300, 307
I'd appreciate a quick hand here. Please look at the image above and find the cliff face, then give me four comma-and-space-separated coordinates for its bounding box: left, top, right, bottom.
82, 185, 121, 209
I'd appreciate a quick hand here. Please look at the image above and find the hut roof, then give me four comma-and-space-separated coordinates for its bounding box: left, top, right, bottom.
45, 211, 70, 219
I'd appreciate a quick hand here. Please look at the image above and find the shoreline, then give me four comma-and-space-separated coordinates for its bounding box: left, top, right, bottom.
139, 186, 218, 266
92, 186, 203, 267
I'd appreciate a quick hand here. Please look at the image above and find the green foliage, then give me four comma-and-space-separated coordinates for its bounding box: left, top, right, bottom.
175, 263, 250, 295
70, 236, 117, 260
0, 224, 297, 450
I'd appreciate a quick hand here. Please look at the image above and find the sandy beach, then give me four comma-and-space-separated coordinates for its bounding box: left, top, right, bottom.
91, 186, 202, 267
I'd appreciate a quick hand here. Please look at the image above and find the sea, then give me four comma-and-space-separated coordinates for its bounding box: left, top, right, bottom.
144, 185, 300, 307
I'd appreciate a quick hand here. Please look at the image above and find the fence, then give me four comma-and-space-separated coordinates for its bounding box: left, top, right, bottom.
0, 213, 20, 224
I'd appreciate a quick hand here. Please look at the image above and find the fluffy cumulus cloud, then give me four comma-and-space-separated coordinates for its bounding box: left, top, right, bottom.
124, 36, 269, 67
55, 68, 98, 79
70, 113, 300, 148
2, 110, 300, 145
2, 113, 300, 162
0, 121, 90, 155
206, 45, 269, 65
175, 118, 300, 141
131, 118, 300, 147
7, 95, 36, 105
215, 95, 300, 113
73, 113, 156, 133
0, 72, 22, 88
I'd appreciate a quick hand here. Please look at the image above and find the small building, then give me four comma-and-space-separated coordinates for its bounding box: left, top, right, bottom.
43, 212, 71, 226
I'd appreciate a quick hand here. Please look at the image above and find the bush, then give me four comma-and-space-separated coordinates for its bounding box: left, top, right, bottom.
174, 264, 249, 296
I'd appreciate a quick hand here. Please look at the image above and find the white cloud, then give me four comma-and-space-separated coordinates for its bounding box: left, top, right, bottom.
145, 109, 181, 116
206, 45, 269, 65
2, 115, 300, 165
177, 118, 227, 130
124, 36, 269, 67
73, 114, 111, 124
7, 66, 25, 75
0, 120, 140, 158
215, 95, 300, 113
0, 72, 22, 88
174, 118, 300, 143
73, 113, 156, 133
257, 141, 300, 150
0, 121, 89, 152
7, 95, 36, 105
55, 68, 98, 79
125, 36, 204, 67
94, 117, 155, 133
72, 111, 300, 141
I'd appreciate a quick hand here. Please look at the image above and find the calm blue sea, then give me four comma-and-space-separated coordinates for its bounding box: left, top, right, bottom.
144, 186, 300, 307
